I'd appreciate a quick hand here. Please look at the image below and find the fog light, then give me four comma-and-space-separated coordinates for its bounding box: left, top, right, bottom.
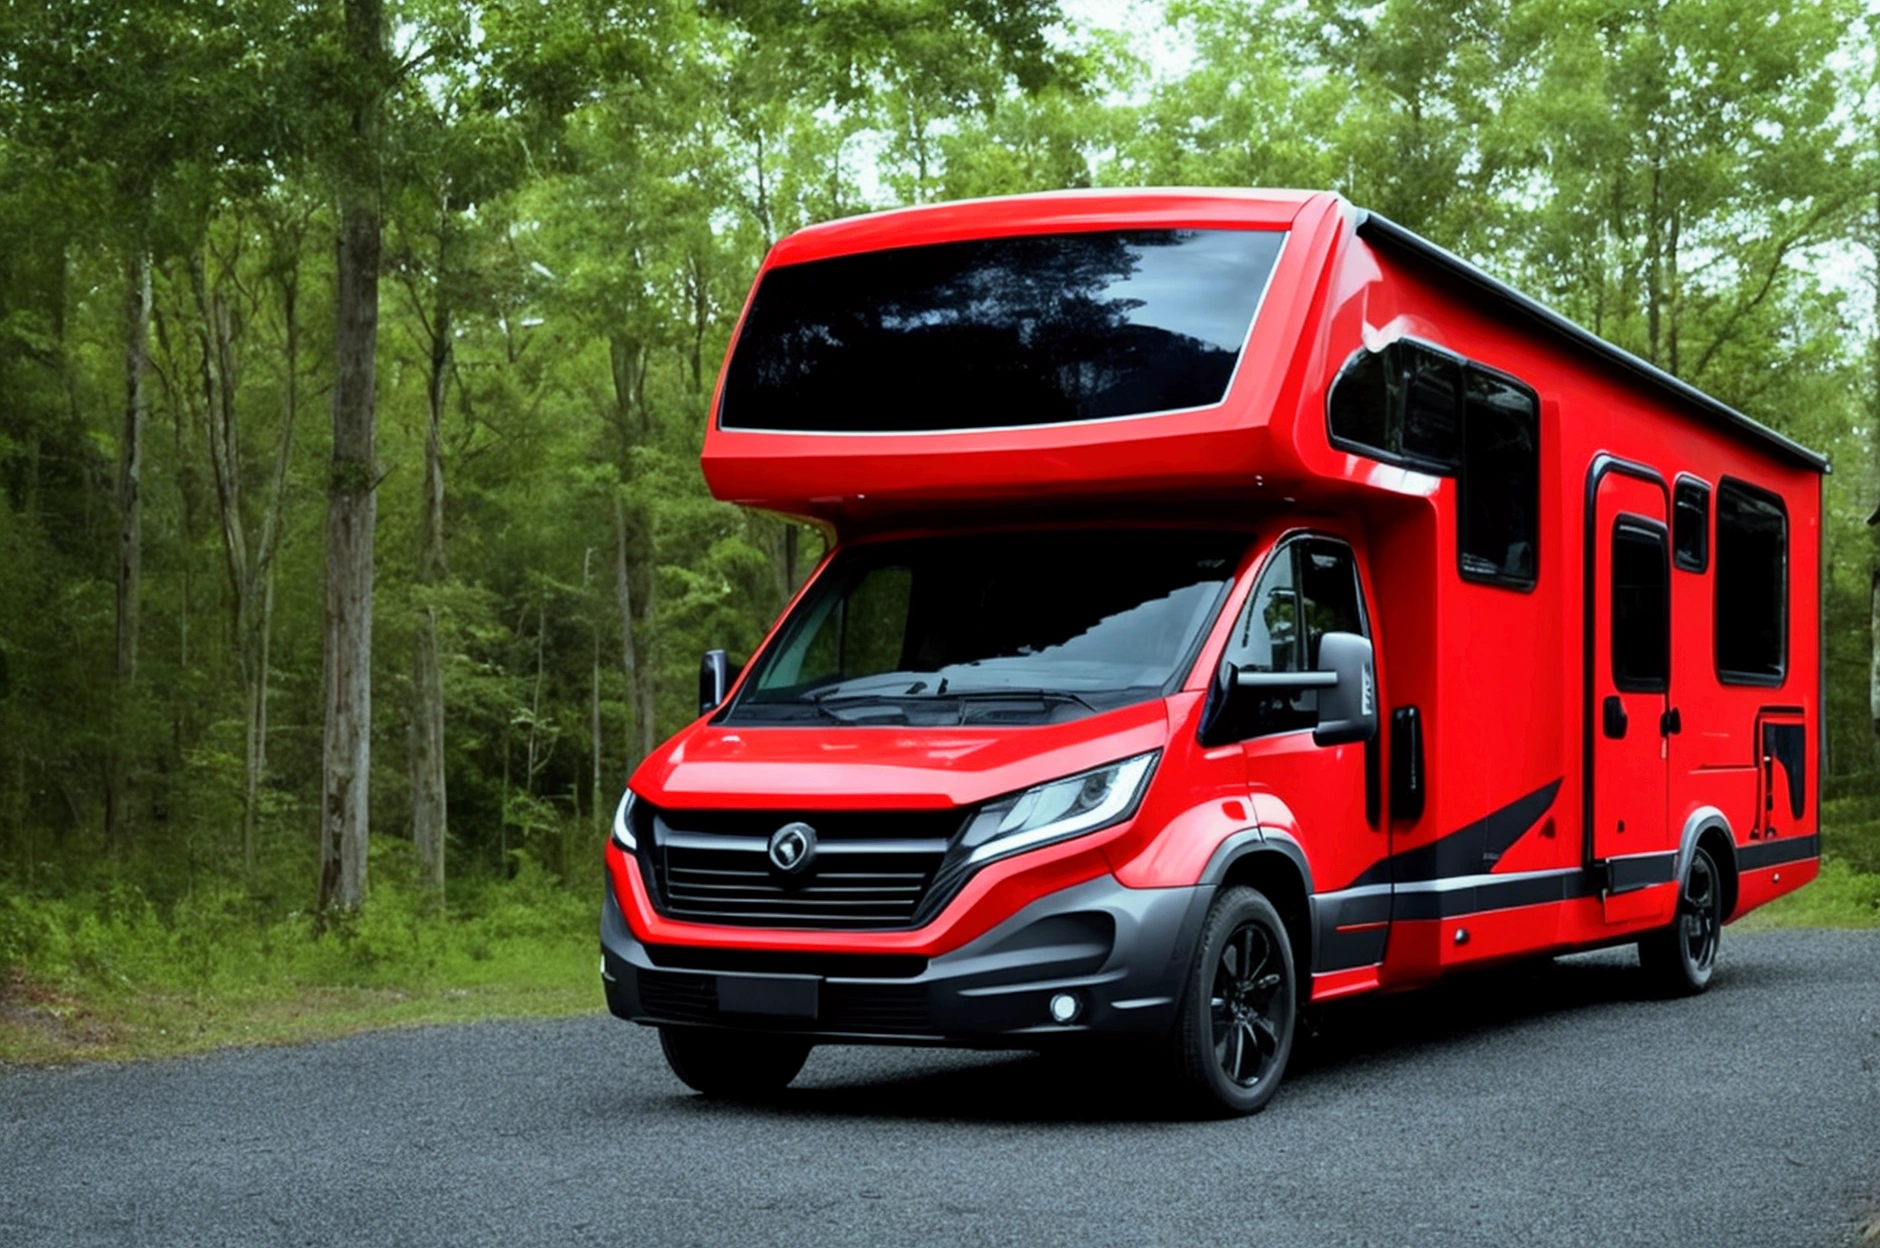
1049, 992, 1082, 1024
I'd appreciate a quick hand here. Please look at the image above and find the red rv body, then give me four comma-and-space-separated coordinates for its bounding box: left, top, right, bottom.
601, 190, 1825, 1114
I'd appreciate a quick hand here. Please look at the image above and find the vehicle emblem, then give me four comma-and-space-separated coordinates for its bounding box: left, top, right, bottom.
768, 821, 817, 874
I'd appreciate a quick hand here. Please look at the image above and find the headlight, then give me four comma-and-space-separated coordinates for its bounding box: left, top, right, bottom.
611, 790, 638, 852
959, 751, 1158, 867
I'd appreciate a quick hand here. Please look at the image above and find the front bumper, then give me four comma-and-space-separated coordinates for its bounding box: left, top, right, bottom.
600, 874, 1208, 1046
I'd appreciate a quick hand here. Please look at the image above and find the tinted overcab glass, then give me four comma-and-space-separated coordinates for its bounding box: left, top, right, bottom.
721, 230, 1285, 433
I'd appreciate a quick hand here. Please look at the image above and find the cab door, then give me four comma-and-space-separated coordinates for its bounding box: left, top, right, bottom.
1221, 536, 1383, 968
1590, 470, 1673, 891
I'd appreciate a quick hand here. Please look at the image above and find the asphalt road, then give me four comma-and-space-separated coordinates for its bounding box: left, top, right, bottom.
3, 929, 1878, 1248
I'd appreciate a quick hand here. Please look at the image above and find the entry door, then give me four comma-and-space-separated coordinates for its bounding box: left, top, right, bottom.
1591, 474, 1671, 867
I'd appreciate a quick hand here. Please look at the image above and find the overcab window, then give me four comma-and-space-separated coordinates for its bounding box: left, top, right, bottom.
720, 229, 1286, 433
1715, 477, 1786, 684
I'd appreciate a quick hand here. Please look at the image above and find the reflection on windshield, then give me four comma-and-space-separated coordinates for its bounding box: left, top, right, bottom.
727, 530, 1249, 726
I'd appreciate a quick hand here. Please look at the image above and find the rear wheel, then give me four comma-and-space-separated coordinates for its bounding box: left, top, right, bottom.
657, 1027, 812, 1099
1638, 845, 1722, 995
1169, 885, 1297, 1117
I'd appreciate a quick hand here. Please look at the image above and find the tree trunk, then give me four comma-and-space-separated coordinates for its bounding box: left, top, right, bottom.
321, 0, 384, 916
107, 246, 150, 844
116, 248, 150, 685
584, 548, 602, 830
411, 264, 449, 901
614, 492, 648, 765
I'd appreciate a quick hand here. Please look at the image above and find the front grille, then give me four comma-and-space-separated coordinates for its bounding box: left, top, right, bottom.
645, 807, 964, 930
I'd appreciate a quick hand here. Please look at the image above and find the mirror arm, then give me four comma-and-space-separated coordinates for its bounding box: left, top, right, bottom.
1234, 669, 1339, 690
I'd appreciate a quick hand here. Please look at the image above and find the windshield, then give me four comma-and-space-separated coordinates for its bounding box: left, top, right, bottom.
725, 530, 1250, 727
720, 229, 1286, 433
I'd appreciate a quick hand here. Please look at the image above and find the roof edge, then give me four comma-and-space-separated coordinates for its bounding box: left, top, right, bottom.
1354, 211, 1830, 476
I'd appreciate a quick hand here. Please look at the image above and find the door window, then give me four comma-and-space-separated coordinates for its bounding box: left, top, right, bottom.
1220, 539, 1369, 739
1611, 520, 1669, 693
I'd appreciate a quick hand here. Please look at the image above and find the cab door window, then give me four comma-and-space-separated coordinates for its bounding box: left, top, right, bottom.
1221, 539, 1369, 739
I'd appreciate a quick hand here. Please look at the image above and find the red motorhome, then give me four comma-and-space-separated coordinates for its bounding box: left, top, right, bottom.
600, 189, 1825, 1115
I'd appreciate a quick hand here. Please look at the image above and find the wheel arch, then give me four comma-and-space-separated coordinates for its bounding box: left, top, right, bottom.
1678, 806, 1740, 919
1200, 833, 1315, 984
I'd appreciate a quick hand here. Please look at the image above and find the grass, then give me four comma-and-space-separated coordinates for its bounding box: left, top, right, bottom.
0, 850, 602, 1065
3, 806, 1877, 1067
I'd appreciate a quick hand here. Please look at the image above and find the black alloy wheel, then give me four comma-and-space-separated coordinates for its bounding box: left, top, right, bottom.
1171, 885, 1297, 1116
657, 1026, 813, 1099
1639, 844, 1723, 995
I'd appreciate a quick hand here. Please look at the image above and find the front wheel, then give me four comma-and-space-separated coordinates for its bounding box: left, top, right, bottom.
657, 1027, 812, 1099
1169, 885, 1297, 1117
1638, 844, 1722, 995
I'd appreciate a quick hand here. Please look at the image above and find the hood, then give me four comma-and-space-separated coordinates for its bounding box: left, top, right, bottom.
631, 699, 1170, 812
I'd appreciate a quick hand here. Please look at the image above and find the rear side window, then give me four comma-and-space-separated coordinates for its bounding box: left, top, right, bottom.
721, 229, 1286, 433
1673, 477, 1709, 572
1457, 371, 1539, 588
1715, 477, 1786, 684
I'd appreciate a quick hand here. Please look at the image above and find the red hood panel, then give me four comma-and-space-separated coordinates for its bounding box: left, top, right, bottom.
632, 701, 1170, 811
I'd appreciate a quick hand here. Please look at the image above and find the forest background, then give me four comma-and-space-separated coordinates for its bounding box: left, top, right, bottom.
1, 0, 1878, 1059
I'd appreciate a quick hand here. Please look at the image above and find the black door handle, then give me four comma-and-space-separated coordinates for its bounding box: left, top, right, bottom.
1660, 706, 1682, 736
1602, 695, 1628, 739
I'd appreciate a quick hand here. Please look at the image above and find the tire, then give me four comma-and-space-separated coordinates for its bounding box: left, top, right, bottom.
1168, 885, 1297, 1117
657, 1027, 812, 1099
1638, 844, 1723, 996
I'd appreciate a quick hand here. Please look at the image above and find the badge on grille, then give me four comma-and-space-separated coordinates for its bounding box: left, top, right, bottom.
768, 822, 817, 874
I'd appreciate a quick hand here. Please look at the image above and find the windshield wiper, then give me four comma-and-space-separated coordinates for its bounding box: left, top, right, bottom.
811, 686, 1098, 713
942, 688, 1099, 714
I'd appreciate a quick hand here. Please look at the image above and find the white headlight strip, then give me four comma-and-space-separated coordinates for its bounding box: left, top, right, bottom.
611, 791, 638, 851
965, 753, 1155, 866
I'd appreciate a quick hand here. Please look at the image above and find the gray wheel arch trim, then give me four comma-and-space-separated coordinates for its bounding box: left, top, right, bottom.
1678, 806, 1737, 888
1198, 827, 1316, 896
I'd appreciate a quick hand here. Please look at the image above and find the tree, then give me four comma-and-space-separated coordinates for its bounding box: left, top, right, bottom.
320, 0, 392, 915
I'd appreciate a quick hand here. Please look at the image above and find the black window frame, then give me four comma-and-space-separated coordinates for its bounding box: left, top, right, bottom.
1673, 474, 1710, 573
1326, 339, 1540, 593
1713, 475, 1788, 687
1609, 517, 1670, 694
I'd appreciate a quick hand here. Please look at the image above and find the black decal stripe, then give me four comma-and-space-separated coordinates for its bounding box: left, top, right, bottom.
1346, 778, 1563, 890
1606, 852, 1677, 894
1391, 869, 1602, 922
1310, 889, 1393, 973
1738, 834, 1819, 871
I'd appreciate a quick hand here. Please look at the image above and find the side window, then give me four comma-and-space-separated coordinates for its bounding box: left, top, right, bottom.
1673, 477, 1710, 573
1327, 342, 1460, 472
1611, 521, 1669, 693
763, 565, 912, 690
1457, 371, 1539, 589
1329, 342, 1539, 591
1221, 540, 1369, 739
1715, 477, 1786, 684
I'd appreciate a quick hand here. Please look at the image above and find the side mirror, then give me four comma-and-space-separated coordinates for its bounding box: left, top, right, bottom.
698, 649, 741, 716
1312, 632, 1376, 747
